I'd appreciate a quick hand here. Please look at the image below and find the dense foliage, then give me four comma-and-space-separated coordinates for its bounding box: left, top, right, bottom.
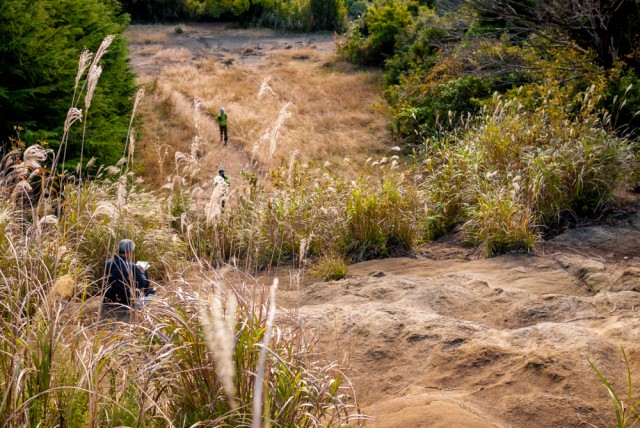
0, 0, 136, 167
339, 0, 640, 141
120, 0, 348, 31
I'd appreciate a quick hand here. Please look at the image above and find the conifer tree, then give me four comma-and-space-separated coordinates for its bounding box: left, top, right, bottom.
0, 0, 136, 167
310, 0, 347, 31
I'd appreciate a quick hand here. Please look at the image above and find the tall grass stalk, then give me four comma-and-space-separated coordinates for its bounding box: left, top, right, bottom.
589, 347, 640, 428
253, 278, 278, 428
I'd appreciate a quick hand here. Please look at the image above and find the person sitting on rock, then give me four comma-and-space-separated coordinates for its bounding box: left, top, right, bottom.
104, 239, 155, 306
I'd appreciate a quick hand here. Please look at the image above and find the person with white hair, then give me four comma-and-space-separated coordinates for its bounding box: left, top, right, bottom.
216, 107, 229, 145
104, 239, 155, 306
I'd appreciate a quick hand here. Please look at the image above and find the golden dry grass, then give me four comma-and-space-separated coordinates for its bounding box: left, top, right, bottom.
125, 25, 171, 45
130, 27, 394, 186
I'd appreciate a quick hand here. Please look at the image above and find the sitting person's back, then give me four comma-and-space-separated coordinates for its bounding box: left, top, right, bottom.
104, 239, 153, 306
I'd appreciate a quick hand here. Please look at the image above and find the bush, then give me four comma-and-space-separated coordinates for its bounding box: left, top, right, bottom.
255, 0, 314, 31
418, 86, 631, 254
347, 0, 368, 18
391, 76, 493, 140
309, 0, 347, 31
338, 0, 414, 66
341, 173, 424, 261
601, 67, 640, 138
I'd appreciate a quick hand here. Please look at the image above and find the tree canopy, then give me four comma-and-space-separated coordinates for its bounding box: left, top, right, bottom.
120, 0, 347, 31
0, 0, 136, 167
339, 0, 640, 140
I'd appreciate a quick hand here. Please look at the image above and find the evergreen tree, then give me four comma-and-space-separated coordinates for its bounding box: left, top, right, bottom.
310, 0, 347, 31
0, 0, 136, 167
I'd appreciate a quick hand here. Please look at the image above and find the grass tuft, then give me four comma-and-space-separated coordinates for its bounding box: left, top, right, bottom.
309, 254, 349, 281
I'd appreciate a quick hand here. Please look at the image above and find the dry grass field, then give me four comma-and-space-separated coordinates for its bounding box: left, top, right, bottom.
126, 23, 394, 187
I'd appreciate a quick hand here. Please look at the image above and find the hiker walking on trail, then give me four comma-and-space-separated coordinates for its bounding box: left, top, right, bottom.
206, 169, 231, 221
216, 107, 228, 145
213, 168, 230, 209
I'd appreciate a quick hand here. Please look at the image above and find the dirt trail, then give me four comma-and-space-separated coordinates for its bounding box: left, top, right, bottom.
127, 24, 640, 427
127, 22, 393, 198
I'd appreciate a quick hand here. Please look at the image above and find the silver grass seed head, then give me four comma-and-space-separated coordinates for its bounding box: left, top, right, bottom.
252, 128, 270, 158
105, 165, 120, 175
23, 144, 51, 163
84, 64, 103, 110
128, 133, 136, 157
11, 180, 32, 199
91, 35, 116, 69
86, 157, 97, 169
38, 215, 59, 226
193, 97, 205, 131
92, 201, 118, 219
64, 108, 83, 134
75, 49, 93, 90
257, 76, 276, 100
174, 151, 188, 164
132, 88, 145, 120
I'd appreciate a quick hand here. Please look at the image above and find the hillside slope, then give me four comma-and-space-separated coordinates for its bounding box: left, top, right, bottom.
126, 23, 394, 189
127, 24, 640, 427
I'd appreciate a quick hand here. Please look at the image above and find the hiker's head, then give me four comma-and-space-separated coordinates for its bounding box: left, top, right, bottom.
219, 168, 225, 176
118, 239, 135, 258
220, 107, 225, 113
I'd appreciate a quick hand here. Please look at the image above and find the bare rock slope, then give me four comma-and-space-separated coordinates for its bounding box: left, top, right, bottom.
281, 212, 640, 427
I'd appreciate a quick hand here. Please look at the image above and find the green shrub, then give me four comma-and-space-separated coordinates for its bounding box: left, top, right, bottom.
341, 173, 423, 261
309, 0, 347, 31
0, 0, 136, 166
256, 0, 314, 31
601, 67, 640, 138
339, 0, 413, 66
417, 85, 631, 254
392, 76, 493, 140
347, 0, 368, 18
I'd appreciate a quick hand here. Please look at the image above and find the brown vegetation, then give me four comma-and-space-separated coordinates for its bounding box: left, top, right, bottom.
128, 23, 394, 188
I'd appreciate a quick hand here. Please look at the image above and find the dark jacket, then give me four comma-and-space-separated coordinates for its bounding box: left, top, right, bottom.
104, 254, 150, 305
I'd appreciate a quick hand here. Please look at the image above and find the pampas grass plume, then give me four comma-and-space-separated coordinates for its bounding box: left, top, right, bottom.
199, 289, 238, 410
75, 49, 93, 90
84, 64, 102, 110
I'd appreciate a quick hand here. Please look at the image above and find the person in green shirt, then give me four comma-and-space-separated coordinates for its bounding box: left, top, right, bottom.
216, 107, 228, 145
